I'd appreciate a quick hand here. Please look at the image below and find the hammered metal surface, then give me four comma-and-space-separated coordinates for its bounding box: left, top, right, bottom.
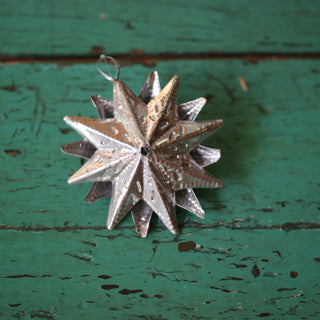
62, 71, 223, 236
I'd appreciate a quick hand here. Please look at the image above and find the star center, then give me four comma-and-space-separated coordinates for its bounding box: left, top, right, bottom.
140, 146, 150, 156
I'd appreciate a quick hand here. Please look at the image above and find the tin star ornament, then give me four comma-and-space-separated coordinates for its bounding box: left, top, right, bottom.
62, 56, 223, 237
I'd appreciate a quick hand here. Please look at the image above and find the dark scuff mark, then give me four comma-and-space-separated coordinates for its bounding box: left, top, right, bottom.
261, 259, 269, 262
185, 263, 202, 270
119, 289, 143, 295
314, 258, 320, 262
290, 271, 299, 278
220, 81, 236, 105
30, 310, 55, 319
60, 277, 72, 280
241, 256, 256, 261
101, 284, 119, 290
59, 128, 72, 134
64, 252, 91, 261
94, 232, 124, 240
178, 241, 197, 252
230, 263, 247, 268
261, 207, 273, 212
6, 274, 36, 279
4, 149, 21, 157
8, 186, 37, 193
210, 286, 247, 294
125, 21, 134, 30
139, 294, 163, 299
281, 222, 320, 231
86, 301, 96, 304
82, 241, 96, 247
251, 264, 260, 278
272, 250, 282, 257
11, 127, 18, 138
11, 311, 26, 318
219, 307, 243, 315
9, 304, 21, 307
277, 287, 297, 292
283, 42, 313, 48
148, 268, 171, 279
152, 235, 180, 245
150, 245, 158, 261
275, 201, 288, 207
220, 277, 243, 281
1, 82, 17, 92
203, 201, 227, 210
98, 275, 111, 279
257, 313, 271, 317
81, 274, 90, 277
258, 104, 272, 114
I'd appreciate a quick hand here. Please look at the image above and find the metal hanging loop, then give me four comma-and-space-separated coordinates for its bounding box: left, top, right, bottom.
97, 54, 120, 82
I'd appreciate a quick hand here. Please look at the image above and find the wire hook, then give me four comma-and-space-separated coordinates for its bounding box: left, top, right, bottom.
97, 54, 120, 82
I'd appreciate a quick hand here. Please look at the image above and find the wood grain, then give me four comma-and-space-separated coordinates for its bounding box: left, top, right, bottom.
1, 60, 319, 229
1, 1, 320, 318
0, 0, 320, 57
1, 228, 319, 318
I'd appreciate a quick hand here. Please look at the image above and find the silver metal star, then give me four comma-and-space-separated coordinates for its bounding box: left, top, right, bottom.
62, 69, 223, 237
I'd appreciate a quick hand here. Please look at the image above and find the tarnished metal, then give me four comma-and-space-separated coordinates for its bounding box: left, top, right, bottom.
62, 63, 223, 237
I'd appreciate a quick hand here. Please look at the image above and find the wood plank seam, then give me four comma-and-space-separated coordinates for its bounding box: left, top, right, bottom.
1, 221, 319, 232
1, 52, 320, 65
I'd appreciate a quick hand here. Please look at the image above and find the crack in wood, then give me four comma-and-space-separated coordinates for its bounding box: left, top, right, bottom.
1, 52, 320, 65
0, 221, 319, 232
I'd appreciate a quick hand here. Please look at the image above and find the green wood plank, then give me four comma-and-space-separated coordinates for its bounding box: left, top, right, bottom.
1, 0, 320, 56
0, 60, 319, 230
0, 228, 319, 319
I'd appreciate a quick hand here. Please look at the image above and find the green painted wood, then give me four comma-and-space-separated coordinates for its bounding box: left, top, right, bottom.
1, 60, 319, 318
1, 60, 319, 229
1, 0, 320, 56
1, 229, 320, 319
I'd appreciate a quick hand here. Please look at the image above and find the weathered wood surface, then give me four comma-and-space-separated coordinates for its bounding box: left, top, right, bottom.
1, 229, 319, 319
1, 0, 320, 318
1, 0, 320, 57
1, 60, 319, 318
1, 61, 319, 227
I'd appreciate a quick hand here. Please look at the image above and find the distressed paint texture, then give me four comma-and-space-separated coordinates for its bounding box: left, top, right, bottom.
1, 229, 320, 319
1, 0, 320, 318
1, 61, 319, 228
0, 0, 320, 56
0, 60, 319, 318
